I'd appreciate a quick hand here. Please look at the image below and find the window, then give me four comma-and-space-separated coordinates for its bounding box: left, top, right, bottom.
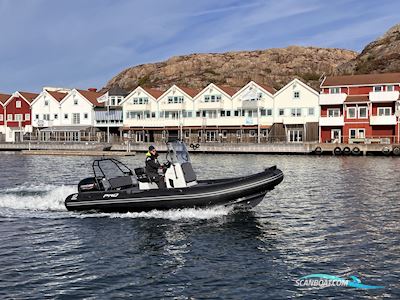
260, 109, 266, 116
308, 108, 315, 116
266, 109, 272, 116
184, 131, 190, 138
358, 107, 368, 118
220, 111, 226, 117
7, 114, 12, 121
15, 114, 22, 121
73, 98, 78, 105
226, 111, 231, 117
54, 114, 58, 119
330, 87, 340, 94
293, 91, 300, 99
43, 114, 50, 121
327, 108, 340, 117
347, 107, 356, 118
0, 115, 3, 122
378, 107, 391, 116
64, 113, 68, 119
216, 95, 221, 101
84, 113, 88, 119
210, 95, 216, 102
151, 112, 156, 118
72, 113, 80, 124
35, 114, 39, 120
25, 114, 30, 121
133, 97, 149, 105
222, 130, 227, 138
387, 85, 395, 92
349, 128, 365, 139
349, 129, 356, 139
279, 109, 285, 116
16, 100, 21, 108
291, 108, 301, 117
44, 100, 49, 106
373, 86, 383, 92
236, 130, 241, 137
234, 110, 239, 117
204, 95, 210, 102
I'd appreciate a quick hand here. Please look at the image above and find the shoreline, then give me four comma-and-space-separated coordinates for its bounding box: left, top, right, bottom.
0, 142, 399, 156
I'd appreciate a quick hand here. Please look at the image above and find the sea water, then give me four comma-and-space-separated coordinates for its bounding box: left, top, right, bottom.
0, 153, 399, 299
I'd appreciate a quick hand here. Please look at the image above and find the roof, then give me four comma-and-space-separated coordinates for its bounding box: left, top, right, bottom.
76, 89, 104, 107
0, 93, 11, 104
19, 92, 39, 103
219, 86, 241, 96
322, 73, 400, 87
142, 87, 163, 99
47, 90, 68, 102
108, 86, 128, 96
176, 85, 201, 98
254, 82, 276, 94
344, 95, 369, 103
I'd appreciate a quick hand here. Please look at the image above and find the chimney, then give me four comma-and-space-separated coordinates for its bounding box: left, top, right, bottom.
88, 88, 97, 92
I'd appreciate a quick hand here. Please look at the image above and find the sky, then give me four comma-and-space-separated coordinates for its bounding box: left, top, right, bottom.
0, 0, 399, 93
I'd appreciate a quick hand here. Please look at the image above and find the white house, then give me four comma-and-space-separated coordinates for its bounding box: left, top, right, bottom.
31, 88, 70, 129
121, 86, 163, 142
34, 88, 103, 142
273, 78, 320, 142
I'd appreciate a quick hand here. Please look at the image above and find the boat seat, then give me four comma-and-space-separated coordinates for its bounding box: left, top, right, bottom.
134, 167, 151, 183
108, 176, 134, 190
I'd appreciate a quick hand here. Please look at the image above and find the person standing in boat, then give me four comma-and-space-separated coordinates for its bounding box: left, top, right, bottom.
145, 145, 165, 188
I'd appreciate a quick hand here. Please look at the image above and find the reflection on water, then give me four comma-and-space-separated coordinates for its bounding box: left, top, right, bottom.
0, 153, 399, 299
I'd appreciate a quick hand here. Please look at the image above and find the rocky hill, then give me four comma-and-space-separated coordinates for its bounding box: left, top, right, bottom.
105, 23, 400, 92
105, 47, 356, 92
337, 24, 400, 75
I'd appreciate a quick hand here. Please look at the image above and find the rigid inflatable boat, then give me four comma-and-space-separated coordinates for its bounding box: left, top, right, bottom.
65, 141, 284, 213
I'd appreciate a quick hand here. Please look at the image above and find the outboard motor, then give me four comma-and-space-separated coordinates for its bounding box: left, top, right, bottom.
164, 140, 198, 188
78, 177, 99, 192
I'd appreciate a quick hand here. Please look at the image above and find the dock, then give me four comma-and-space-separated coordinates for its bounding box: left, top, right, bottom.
1, 142, 399, 156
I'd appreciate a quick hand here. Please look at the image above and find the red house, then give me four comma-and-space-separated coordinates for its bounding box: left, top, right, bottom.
0, 93, 12, 140
319, 73, 400, 144
4, 91, 38, 142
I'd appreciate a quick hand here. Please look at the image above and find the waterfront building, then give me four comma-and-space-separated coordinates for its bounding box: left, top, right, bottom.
272, 79, 320, 142
320, 73, 400, 143
120, 82, 280, 143
2, 91, 38, 142
32, 88, 104, 142
0, 93, 12, 140
121, 86, 164, 142
96, 86, 127, 143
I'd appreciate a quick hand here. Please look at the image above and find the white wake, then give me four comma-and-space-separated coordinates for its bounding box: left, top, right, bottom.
0, 184, 233, 220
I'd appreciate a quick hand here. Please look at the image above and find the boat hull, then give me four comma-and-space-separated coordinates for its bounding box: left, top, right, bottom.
65, 167, 283, 213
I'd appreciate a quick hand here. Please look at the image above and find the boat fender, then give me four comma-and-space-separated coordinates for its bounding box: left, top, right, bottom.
314, 146, 323, 155
195, 143, 200, 149
343, 146, 351, 155
392, 147, 400, 156
189, 143, 194, 149
382, 146, 391, 155
333, 147, 342, 155
351, 147, 361, 155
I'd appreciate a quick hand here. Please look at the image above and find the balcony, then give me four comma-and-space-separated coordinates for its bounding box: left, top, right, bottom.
319, 93, 347, 105
369, 91, 399, 102
33, 119, 53, 128
319, 116, 344, 126
196, 101, 224, 110
370, 115, 397, 125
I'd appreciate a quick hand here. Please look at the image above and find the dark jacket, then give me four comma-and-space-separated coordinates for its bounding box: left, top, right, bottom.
145, 152, 161, 178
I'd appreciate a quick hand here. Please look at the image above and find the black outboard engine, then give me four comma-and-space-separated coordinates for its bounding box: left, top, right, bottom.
78, 177, 99, 192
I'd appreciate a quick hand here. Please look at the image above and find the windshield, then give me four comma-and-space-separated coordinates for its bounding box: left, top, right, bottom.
93, 159, 132, 180
167, 141, 191, 164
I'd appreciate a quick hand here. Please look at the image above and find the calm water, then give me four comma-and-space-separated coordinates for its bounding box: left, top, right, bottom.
0, 152, 399, 299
